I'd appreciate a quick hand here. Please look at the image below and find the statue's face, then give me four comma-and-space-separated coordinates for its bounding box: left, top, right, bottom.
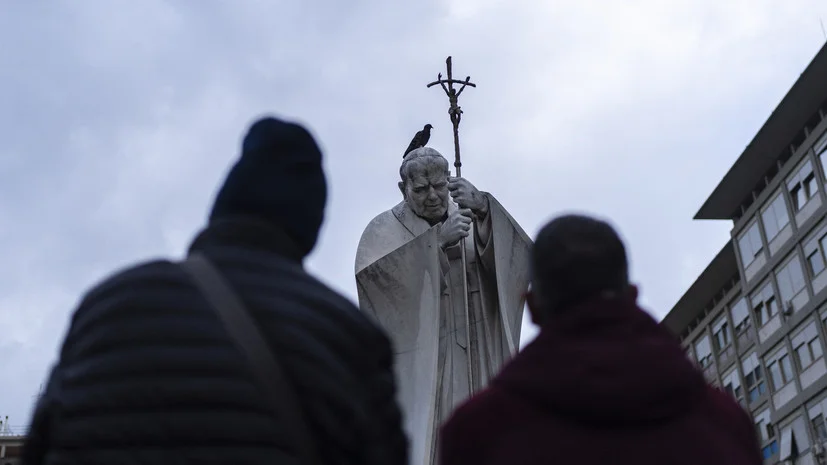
404, 160, 449, 222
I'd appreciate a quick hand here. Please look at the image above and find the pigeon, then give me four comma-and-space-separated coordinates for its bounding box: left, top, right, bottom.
404, 124, 433, 157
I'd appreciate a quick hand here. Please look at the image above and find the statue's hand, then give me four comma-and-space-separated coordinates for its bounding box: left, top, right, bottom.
448, 177, 489, 217
439, 208, 473, 249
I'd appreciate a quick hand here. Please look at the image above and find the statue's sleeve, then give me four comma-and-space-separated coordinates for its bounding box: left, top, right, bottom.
474, 197, 496, 272
484, 195, 534, 355
438, 251, 452, 293
354, 228, 442, 465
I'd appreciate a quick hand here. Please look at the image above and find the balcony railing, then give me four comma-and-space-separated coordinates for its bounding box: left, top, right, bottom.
718, 344, 736, 368
0, 425, 28, 438
703, 362, 718, 383
737, 326, 756, 352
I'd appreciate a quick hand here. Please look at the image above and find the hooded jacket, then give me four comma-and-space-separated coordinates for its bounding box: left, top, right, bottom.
439, 292, 762, 465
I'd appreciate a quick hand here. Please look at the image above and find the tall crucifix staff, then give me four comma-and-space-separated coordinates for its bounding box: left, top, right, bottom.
427, 56, 477, 394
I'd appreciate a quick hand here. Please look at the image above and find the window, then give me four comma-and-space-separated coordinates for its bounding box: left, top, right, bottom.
763, 441, 780, 460
712, 316, 731, 351
755, 409, 779, 459
812, 414, 827, 442
742, 352, 767, 402
808, 247, 826, 276
804, 224, 827, 277
797, 337, 823, 369
755, 410, 775, 441
731, 297, 751, 334
685, 345, 696, 365
793, 322, 824, 370
788, 159, 820, 211
808, 398, 827, 449
775, 254, 807, 306
723, 369, 744, 405
751, 282, 778, 327
779, 416, 811, 460
738, 221, 764, 267
817, 131, 827, 178
761, 192, 790, 241
821, 315, 827, 348
694, 335, 712, 368
767, 350, 795, 390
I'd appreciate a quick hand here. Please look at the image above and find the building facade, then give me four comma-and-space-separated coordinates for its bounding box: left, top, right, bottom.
0, 435, 23, 465
663, 42, 827, 465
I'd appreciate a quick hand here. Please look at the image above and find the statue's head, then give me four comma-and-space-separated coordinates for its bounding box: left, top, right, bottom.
398, 147, 451, 223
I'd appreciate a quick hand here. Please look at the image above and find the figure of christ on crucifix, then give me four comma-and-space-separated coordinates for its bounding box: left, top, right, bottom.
354, 57, 533, 465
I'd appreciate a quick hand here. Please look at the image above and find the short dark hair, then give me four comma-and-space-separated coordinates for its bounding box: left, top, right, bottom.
530, 214, 629, 313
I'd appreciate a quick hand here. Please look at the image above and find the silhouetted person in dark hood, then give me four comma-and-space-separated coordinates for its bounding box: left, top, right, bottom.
23, 116, 408, 465
439, 214, 762, 465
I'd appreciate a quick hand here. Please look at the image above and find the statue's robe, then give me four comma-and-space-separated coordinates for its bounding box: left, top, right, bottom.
354, 194, 532, 465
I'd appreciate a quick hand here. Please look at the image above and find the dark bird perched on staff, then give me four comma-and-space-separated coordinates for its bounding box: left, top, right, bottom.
404, 124, 433, 157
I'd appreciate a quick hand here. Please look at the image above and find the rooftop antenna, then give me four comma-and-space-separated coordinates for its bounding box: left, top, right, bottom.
821, 18, 827, 41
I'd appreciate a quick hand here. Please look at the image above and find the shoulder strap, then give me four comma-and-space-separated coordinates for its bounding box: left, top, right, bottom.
180, 252, 322, 465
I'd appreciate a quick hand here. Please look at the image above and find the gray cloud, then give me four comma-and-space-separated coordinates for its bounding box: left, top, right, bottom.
2, 0, 827, 428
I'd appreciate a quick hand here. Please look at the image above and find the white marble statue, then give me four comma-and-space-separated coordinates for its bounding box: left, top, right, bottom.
354, 147, 532, 465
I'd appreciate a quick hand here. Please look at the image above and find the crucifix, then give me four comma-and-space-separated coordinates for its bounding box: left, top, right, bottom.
427, 56, 477, 177
427, 56, 478, 394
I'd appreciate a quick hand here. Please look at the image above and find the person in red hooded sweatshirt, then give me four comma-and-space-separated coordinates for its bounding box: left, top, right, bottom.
439, 214, 763, 465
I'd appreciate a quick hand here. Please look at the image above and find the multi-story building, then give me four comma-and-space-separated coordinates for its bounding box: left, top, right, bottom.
0, 435, 23, 465
663, 41, 827, 465
0, 418, 24, 465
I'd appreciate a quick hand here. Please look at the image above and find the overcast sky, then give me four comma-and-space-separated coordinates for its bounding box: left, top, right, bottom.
2, 1, 827, 428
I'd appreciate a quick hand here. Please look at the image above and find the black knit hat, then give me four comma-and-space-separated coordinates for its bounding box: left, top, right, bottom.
209, 116, 327, 257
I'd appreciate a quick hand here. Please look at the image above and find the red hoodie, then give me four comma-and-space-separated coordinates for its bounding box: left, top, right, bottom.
439, 293, 763, 465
